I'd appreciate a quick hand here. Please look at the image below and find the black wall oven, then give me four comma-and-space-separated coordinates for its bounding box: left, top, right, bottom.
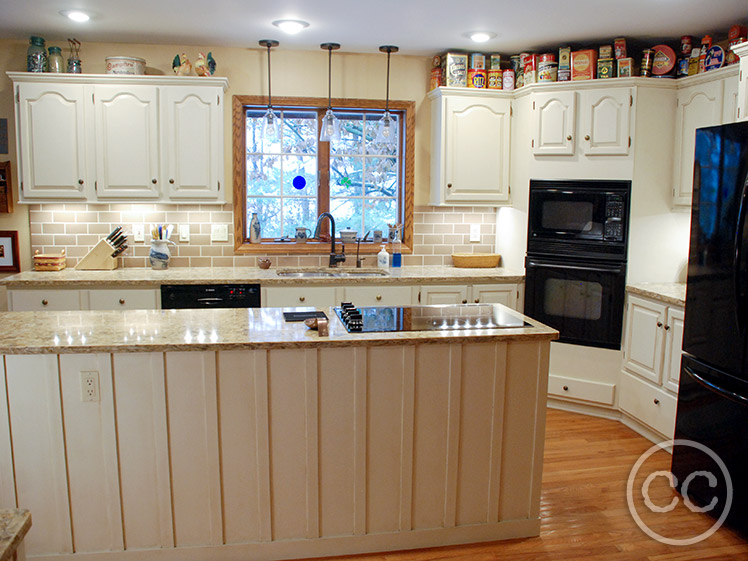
524, 179, 631, 350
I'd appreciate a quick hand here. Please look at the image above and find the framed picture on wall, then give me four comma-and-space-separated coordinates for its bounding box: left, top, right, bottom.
0, 230, 20, 272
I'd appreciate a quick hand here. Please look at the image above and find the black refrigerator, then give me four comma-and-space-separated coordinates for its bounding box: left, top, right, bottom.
672, 120, 748, 533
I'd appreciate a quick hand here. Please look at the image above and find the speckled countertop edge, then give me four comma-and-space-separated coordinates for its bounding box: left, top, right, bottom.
627, 283, 686, 306
0, 509, 31, 561
0, 266, 524, 288
0, 307, 558, 355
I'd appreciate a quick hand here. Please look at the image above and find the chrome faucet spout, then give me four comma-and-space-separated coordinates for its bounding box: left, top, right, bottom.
314, 212, 346, 267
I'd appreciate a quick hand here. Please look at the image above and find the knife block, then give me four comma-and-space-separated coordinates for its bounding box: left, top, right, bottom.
75, 239, 119, 270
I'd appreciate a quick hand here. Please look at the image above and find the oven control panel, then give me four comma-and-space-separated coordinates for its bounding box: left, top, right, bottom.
604, 195, 625, 241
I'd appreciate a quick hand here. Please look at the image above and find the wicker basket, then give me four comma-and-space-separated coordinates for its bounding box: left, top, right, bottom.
451, 253, 501, 268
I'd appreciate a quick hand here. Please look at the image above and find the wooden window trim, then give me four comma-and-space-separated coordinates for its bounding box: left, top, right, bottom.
232, 95, 415, 255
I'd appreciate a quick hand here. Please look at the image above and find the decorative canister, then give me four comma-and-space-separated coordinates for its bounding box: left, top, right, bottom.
27, 36, 47, 72
149, 240, 174, 270
614, 38, 627, 59
467, 68, 486, 88
105, 56, 146, 75
641, 49, 655, 77
249, 212, 262, 243
47, 46, 64, 73
67, 58, 82, 73
487, 69, 502, 89
469, 53, 485, 70
538, 61, 558, 82
502, 69, 515, 91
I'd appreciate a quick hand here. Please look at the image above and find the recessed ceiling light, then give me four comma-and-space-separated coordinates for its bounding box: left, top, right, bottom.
272, 19, 310, 35
465, 31, 497, 43
60, 10, 91, 22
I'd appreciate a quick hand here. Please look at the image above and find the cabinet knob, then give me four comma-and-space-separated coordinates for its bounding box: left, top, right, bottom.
299, 296, 305, 302
376, 295, 382, 301
563, 385, 569, 391
41, 299, 48, 306
78, 179, 84, 185
474, 298, 480, 303
119, 298, 125, 305
566, 135, 572, 141
461, 299, 468, 304
169, 178, 175, 184
584, 134, 590, 141
654, 398, 660, 405
657, 321, 663, 328
664, 324, 671, 331
152, 178, 157, 184
447, 183, 452, 189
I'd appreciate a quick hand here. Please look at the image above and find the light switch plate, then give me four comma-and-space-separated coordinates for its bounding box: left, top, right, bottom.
133, 224, 145, 242
211, 224, 229, 242
469, 223, 481, 243
179, 224, 190, 242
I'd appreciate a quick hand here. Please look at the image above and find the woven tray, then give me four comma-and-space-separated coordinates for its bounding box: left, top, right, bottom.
451, 253, 501, 268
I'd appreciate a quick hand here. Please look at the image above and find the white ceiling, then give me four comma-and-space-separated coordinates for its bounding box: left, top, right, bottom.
1, 0, 747, 56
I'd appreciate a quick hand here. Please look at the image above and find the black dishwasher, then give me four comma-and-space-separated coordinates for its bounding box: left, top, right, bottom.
160, 284, 261, 309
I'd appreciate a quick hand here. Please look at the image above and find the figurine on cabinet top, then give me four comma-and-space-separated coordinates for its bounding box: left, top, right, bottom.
171, 52, 192, 75
194, 52, 216, 76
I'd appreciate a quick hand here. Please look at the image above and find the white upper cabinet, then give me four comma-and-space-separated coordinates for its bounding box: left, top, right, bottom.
14, 83, 93, 200
8, 73, 228, 204
162, 87, 223, 200
532, 90, 576, 155
429, 88, 511, 206
93, 86, 160, 199
733, 41, 748, 121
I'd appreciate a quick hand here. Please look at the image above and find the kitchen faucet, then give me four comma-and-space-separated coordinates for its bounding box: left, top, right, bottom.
313, 212, 346, 267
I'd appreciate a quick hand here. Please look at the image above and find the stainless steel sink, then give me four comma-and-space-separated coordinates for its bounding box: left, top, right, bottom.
276, 268, 389, 278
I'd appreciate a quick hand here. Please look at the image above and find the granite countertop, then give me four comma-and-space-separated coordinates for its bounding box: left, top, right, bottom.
627, 282, 686, 306
0, 305, 557, 355
0, 509, 31, 561
0, 265, 524, 289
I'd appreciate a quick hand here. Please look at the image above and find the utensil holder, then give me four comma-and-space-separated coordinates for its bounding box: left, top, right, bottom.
75, 239, 118, 270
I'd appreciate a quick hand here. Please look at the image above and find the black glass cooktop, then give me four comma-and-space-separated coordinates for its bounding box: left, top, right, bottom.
334, 302, 529, 333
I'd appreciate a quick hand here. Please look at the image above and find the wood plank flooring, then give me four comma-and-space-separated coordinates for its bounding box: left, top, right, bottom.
304, 409, 748, 561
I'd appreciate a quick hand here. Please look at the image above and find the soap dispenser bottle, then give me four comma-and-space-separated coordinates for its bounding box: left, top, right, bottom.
377, 244, 389, 269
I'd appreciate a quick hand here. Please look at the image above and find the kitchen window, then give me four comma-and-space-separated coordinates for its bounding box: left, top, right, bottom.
232, 96, 414, 254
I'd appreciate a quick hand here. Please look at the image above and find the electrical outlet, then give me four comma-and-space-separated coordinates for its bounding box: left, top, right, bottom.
80, 371, 100, 402
469, 223, 481, 243
211, 224, 229, 242
179, 224, 190, 242
133, 224, 145, 242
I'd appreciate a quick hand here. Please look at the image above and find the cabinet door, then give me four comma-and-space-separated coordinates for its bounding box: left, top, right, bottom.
662, 307, 685, 393
532, 91, 576, 155
673, 80, 724, 206
419, 285, 469, 305
162, 87, 223, 201
470, 283, 518, 309
579, 88, 631, 156
342, 285, 414, 307
15, 83, 91, 200
622, 295, 667, 385
8, 289, 82, 311
441, 95, 511, 204
87, 289, 160, 310
263, 286, 337, 308
723, 74, 739, 124
93, 86, 160, 199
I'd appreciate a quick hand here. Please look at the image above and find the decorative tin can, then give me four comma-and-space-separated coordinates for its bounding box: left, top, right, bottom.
680, 36, 693, 57
698, 35, 712, 73
489, 54, 502, 70
469, 53, 486, 69
677, 57, 690, 77
727, 37, 745, 65
599, 45, 613, 59
641, 49, 654, 77
467, 68, 486, 88
502, 69, 515, 91
558, 47, 571, 70
487, 68, 503, 89
617, 58, 633, 78
539, 53, 555, 63
614, 38, 627, 59
597, 58, 615, 79
538, 60, 557, 82
704, 46, 725, 71
652, 44, 676, 76
571, 49, 597, 80
521, 53, 537, 73
688, 48, 700, 75
442, 53, 468, 87
510, 55, 521, 73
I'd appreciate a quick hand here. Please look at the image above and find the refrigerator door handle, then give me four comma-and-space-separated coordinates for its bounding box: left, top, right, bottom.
733, 174, 748, 334
685, 364, 748, 406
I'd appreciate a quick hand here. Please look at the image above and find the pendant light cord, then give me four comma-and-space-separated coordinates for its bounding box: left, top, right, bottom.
385, 50, 391, 113
267, 44, 272, 109
327, 46, 333, 110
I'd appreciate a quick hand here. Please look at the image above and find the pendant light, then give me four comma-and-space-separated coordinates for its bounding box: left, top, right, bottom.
259, 39, 280, 141
319, 42, 341, 142
376, 45, 399, 145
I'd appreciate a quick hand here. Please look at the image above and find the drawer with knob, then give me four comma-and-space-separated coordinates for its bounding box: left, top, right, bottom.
263, 286, 337, 309
547, 374, 615, 406
619, 371, 677, 438
8, 289, 83, 311
342, 286, 414, 307
87, 289, 159, 310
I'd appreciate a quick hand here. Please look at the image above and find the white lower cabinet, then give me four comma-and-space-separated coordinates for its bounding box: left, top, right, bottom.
8, 288, 160, 311
418, 283, 520, 309
342, 285, 415, 307
8, 289, 83, 311
263, 286, 339, 308
620, 293, 684, 439
87, 289, 160, 310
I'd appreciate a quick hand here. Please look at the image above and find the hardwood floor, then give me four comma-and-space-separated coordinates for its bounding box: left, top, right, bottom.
308, 409, 748, 561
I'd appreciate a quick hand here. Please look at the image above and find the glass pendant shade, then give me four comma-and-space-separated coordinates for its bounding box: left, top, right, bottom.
320, 43, 341, 142
377, 45, 399, 146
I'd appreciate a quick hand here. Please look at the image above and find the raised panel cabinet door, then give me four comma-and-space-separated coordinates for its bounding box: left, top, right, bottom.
93, 85, 160, 199
419, 285, 469, 305
87, 288, 159, 310
263, 286, 338, 308
162, 87, 223, 200
443, 95, 511, 204
532, 90, 576, 155
673, 80, 724, 206
663, 306, 685, 393
622, 295, 667, 385
470, 283, 518, 309
15, 83, 91, 200
342, 285, 414, 306
580, 88, 632, 156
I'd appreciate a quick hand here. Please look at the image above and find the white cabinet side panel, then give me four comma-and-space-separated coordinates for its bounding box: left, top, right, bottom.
0, 357, 15, 508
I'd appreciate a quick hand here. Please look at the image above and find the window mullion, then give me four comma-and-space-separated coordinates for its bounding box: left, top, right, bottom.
317, 108, 331, 235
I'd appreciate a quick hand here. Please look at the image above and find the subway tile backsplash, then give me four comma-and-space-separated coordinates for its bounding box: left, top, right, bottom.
29, 204, 497, 268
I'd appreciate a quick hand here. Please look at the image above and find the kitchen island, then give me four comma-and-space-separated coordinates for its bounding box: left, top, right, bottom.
0, 304, 556, 561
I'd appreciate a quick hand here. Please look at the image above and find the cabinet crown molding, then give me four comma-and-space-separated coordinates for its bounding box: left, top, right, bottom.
7, 71, 229, 91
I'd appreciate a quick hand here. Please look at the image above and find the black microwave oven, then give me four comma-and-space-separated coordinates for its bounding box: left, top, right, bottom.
527, 179, 631, 260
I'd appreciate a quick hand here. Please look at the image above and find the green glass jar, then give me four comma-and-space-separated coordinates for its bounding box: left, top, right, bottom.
27, 36, 47, 72
47, 46, 64, 73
